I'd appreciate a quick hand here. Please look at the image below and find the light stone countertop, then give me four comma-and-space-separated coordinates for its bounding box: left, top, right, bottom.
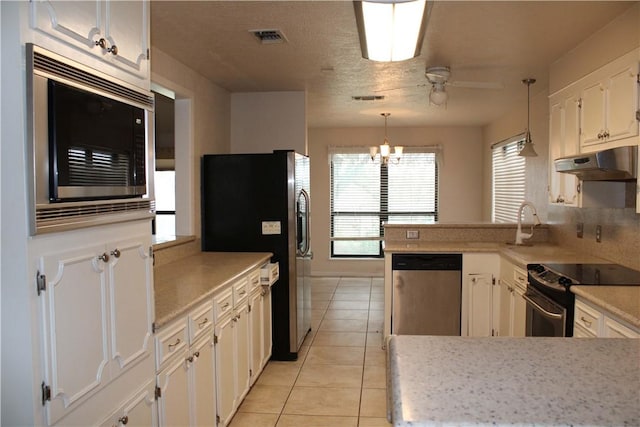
154, 251, 272, 330
388, 335, 640, 427
571, 285, 640, 328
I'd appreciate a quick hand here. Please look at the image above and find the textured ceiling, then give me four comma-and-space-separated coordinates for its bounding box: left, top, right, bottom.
150, 1, 634, 128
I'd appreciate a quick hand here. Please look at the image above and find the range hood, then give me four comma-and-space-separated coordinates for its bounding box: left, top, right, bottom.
554, 145, 637, 181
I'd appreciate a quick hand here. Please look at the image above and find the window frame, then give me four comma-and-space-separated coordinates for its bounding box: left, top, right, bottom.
491, 134, 527, 223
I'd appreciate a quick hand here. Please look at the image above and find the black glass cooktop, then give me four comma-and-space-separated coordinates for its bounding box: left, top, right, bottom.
542, 263, 640, 286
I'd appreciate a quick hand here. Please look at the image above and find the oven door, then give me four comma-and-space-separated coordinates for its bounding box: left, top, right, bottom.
524, 286, 567, 337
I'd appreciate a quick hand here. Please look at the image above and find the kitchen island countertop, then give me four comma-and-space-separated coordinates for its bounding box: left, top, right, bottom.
154, 251, 272, 329
388, 335, 640, 427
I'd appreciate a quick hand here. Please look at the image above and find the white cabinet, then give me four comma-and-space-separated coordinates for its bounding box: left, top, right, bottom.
462, 254, 499, 337
574, 298, 639, 338
99, 380, 157, 427
498, 258, 527, 337
155, 301, 216, 427
29, 0, 150, 86
37, 231, 154, 425
580, 53, 639, 151
249, 264, 277, 385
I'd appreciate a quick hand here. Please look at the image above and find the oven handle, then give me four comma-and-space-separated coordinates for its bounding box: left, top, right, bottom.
523, 293, 564, 320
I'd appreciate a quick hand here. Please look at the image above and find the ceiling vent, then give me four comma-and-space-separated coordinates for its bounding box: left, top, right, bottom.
352, 95, 385, 101
251, 29, 287, 44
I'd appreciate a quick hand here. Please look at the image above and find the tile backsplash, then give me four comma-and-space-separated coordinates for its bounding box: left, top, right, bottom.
548, 205, 640, 270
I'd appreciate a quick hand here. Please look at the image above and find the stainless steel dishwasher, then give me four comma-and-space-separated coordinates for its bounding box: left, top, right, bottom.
391, 253, 462, 335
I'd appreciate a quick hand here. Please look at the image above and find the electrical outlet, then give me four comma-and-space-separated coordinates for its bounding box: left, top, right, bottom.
576, 222, 584, 238
406, 230, 420, 239
595, 225, 602, 243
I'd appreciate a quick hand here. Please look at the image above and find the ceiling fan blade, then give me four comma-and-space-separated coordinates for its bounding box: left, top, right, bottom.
374, 83, 428, 93
447, 80, 504, 90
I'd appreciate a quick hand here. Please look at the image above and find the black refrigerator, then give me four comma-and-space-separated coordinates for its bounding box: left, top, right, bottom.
201, 150, 312, 361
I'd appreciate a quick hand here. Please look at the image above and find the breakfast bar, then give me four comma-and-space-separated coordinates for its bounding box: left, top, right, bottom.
388, 335, 640, 426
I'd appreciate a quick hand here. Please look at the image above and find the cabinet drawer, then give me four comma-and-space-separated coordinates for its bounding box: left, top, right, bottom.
189, 300, 214, 344
155, 318, 189, 369
574, 300, 601, 336
214, 288, 233, 321
513, 267, 528, 290
248, 270, 261, 291
233, 278, 249, 307
260, 262, 279, 286
603, 317, 639, 338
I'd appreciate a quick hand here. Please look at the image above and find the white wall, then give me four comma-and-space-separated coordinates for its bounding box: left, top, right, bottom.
308, 126, 484, 276
230, 91, 307, 154
151, 47, 231, 238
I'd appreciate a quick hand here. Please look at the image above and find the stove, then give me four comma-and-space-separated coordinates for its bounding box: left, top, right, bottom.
525, 263, 640, 337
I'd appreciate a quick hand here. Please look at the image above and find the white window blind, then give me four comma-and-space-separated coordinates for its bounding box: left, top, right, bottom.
330, 148, 438, 257
492, 136, 526, 223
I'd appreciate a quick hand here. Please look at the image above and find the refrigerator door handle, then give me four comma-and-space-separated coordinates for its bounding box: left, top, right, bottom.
297, 189, 311, 257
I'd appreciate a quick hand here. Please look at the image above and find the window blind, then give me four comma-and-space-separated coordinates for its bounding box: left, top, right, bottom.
330, 148, 438, 257
492, 138, 526, 223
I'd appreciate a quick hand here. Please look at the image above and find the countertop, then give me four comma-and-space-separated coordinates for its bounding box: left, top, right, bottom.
154, 251, 272, 329
572, 285, 640, 328
388, 335, 640, 427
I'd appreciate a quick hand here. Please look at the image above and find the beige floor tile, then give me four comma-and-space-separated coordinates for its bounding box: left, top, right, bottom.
368, 310, 385, 321
305, 346, 365, 366
255, 362, 301, 387
339, 277, 372, 286
329, 300, 370, 310
283, 387, 361, 416
296, 363, 363, 388
297, 342, 311, 360
323, 309, 369, 320
311, 309, 326, 321
319, 318, 368, 332
311, 316, 323, 332
362, 365, 386, 389
334, 285, 371, 293
369, 301, 384, 310
371, 277, 384, 286
312, 299, 330, 310
366, 332, 384, 348
358, 416, 392, 426
331, 292, 370, 301
364, 346, 386, 367
369, 293, 384, 302
229, 412, 279, 427
310, 277, 340, 286
276, 415, 358, 427
311, 291, 334, 301
360, 388, 388, 418
367, 318, 383, 333
237, 385, 292, 414
313, 331, 366, 347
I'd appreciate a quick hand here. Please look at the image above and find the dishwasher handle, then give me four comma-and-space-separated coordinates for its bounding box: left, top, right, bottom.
392, 253, 462, 271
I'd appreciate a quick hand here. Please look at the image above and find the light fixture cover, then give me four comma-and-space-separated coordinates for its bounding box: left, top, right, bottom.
429, 85, 448, 106
519, 78, 538, 157
354, 0, 430, 62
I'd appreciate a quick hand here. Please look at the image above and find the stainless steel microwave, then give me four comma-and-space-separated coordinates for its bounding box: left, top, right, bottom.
26, 44, 155, 235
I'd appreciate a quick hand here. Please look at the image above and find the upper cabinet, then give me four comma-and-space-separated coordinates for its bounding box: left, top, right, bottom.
580, 53, 639, 151
29, 0, 150, 89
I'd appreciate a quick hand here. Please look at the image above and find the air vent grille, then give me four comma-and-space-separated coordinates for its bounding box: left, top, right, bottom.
251, 29, 287, 44
32, 50, 153, 108
351, 95, 385, 101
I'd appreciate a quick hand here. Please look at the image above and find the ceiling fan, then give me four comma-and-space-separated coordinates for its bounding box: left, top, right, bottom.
424, 66, 503, 106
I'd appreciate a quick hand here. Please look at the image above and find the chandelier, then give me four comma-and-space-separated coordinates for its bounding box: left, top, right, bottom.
370, 113, 403, 164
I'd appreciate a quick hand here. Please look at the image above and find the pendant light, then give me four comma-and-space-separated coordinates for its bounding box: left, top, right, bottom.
519, 78, 538, 157
370, 113, 403, 164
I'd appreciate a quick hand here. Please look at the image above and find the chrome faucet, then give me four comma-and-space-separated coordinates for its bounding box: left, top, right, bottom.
515, 201, 541, 245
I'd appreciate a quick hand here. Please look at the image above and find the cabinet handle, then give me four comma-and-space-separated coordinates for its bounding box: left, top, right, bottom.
118, 415, 128, 425
97, 252, 110, 262
187, 351, 201, 364
239, 289, 247, 296
260, 289, 267, 297
597, 131, 603, 139
198, 318, 209, 329
108, 44, 118, 56
95, 37, 118, 55
580, 316, 592, 327
603, 130, 609, 138
95, 37, 108, 49
168, 338, 181, 350
222, 302, 230, 310
110, 248, 121, 258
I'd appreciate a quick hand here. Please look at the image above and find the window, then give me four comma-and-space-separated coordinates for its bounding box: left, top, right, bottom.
492, 135, 526, 223
152, 89, 176, 237
330, 148, 438, 257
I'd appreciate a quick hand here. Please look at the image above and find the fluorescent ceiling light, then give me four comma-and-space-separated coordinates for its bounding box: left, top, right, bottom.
354, 0, 430, 62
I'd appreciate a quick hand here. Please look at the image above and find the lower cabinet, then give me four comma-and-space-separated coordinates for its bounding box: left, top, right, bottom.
498, 258, 527, 337
462, 254, 500, 337
574, 297, 639, 338
98, 380, 158, 427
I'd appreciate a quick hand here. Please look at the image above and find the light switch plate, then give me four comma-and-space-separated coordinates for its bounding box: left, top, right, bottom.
576, 222, 584, 238
262, 221, 281, 235
406, 230, 419, 239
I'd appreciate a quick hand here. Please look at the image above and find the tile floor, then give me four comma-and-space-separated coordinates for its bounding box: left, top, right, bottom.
229, 277, 391, 427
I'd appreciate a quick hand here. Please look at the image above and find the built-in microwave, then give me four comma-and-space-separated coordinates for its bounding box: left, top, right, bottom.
26, 43, 155, 235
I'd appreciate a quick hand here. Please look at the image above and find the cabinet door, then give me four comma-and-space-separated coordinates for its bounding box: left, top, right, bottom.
548, 100, 564, 204
40, 245, 110, 425
235, 302, 251, 403
99, 380, 157, 427
512, 286, 527, 337
580, 81, 606, 148
498, 281, 513, 337
467, 273, 493, 337
603, 317, 639, 338
214, 316, 235, 427
191, 335, 216, 427
249, 289, 264, 386
30, 1, 102, 49
262, 287, 273, 368
157, 352, 190, 427
107, 237, 153, 375
103, 0, 149, 77
606, 64, 639, 142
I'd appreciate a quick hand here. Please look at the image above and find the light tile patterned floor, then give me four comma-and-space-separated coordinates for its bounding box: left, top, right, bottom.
229, 277, 391, 427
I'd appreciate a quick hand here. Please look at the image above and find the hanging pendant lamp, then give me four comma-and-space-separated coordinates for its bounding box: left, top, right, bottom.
519, 78, 538, 157
370, 113, 403, 164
